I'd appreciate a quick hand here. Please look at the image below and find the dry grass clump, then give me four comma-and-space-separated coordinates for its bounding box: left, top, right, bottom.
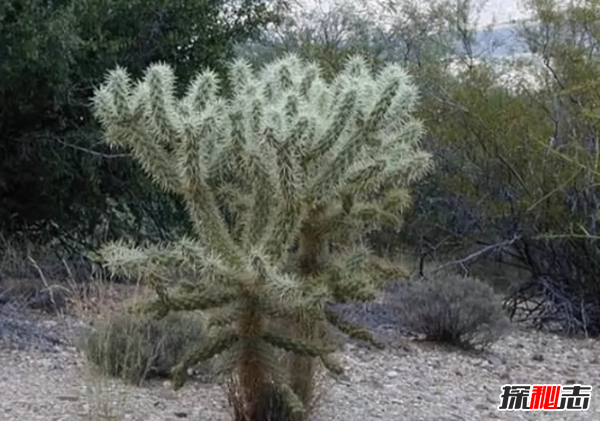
84, 311, 208, 384
385, 272, 510, 350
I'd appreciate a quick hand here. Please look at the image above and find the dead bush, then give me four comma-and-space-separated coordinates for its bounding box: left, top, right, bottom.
385, 272, 509, 350
84, 311, 208, 384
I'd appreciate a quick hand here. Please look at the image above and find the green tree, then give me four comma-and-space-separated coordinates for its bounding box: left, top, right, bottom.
407, 0, 600, 334
235, 0, 462, 78
92, 55, 431, 420
0, 0, 282, 252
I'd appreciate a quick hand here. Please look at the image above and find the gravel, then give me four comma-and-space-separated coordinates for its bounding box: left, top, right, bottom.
1, 303, 600, 421
0, 303, 65, 352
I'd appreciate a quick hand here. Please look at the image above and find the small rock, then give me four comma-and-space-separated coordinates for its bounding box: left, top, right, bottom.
174, 411, 188, 418
386, 370, 398, 378
532, 354, 544, 362
56, 395, 79, 402
498, 371, 511, 380
336, 372, 351, 383
486, 355, 504, 367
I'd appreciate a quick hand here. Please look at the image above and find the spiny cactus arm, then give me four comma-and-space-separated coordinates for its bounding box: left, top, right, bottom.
256, 340, 305, 414
228, 110, 251, 176
279, 385, 305, 415
243, 151, 275, 248
247, 248, 328, 318
263, 54, 302, 93
304, 78, 333, 132
319, 354, 344, 375
323, 308, 385, 349
93, 73, 181, 194
380, 117, 425, 149
376, 139, 432, 189
381, 150, 434, 188
181, 183, 246, 265
321, 249, 394, 302
349, 202, 402, 227
94, 239, 198, 280
143, 64, 184, 149
171, 329, 240, 390
94, 238, 237, 287
264, 126, 303, 259
379, 188, 413, 214
212, 183, 250, 232
377, 75, 420, 132
308, 107, 365, 202
172, 252, 242, 296
320, 265, 376, 303
256, 292, 314, 320
171, 111, 244, 266
304, 207, 354, 243
298, 62, 320, 98
175, 103, 222, 194
341, 55, 372, 78
211, 344, 242, 378
362, 255, 407, 286
183, 68, 220, 112
132, 285, 239, 315
126, 128, 183, 193
262, 271, 318, 310
229, 58, 256, 98
304, 89, 358, 164
341, 157, 388, 196
309, 69, 413, 202
326, 253, 405, 302
329, 275, 377, 303
363, 66, 409, 133
261, 331, 336, 357
184, 182, 244, 267
206, 304, 243, 329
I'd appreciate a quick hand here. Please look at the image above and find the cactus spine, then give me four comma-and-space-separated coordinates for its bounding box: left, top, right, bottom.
92, 54, 432, 419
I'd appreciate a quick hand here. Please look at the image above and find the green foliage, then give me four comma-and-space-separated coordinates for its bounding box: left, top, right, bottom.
92, 54, 431, 418
385, 273, 509, 350
237, 0, 600, 336
400, 0, 600, 334
84, 312, 206, 384
0, 0, 281, 249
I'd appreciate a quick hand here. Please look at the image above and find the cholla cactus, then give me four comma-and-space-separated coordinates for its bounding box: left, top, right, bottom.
92, 54, 432, 418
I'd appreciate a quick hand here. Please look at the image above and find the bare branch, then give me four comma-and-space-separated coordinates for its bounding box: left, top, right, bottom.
427, 234, 521, 276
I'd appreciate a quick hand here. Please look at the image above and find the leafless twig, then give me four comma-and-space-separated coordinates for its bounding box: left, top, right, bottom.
53, 138, 130, 158
427, 234, 521, 276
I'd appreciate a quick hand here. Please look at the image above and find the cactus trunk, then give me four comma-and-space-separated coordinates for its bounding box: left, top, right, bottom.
237, 300, 268, 418
288, 229, 327, 414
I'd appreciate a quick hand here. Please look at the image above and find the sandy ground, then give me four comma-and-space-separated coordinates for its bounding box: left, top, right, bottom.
1, 309, 599, 421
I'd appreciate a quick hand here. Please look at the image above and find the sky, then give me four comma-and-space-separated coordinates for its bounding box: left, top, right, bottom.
470, 0, 531, 27
294, 0, 567, 28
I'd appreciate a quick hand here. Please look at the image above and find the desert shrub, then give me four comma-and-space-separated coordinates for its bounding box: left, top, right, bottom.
84, 312, 206, 384
385, 272, 509, 350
